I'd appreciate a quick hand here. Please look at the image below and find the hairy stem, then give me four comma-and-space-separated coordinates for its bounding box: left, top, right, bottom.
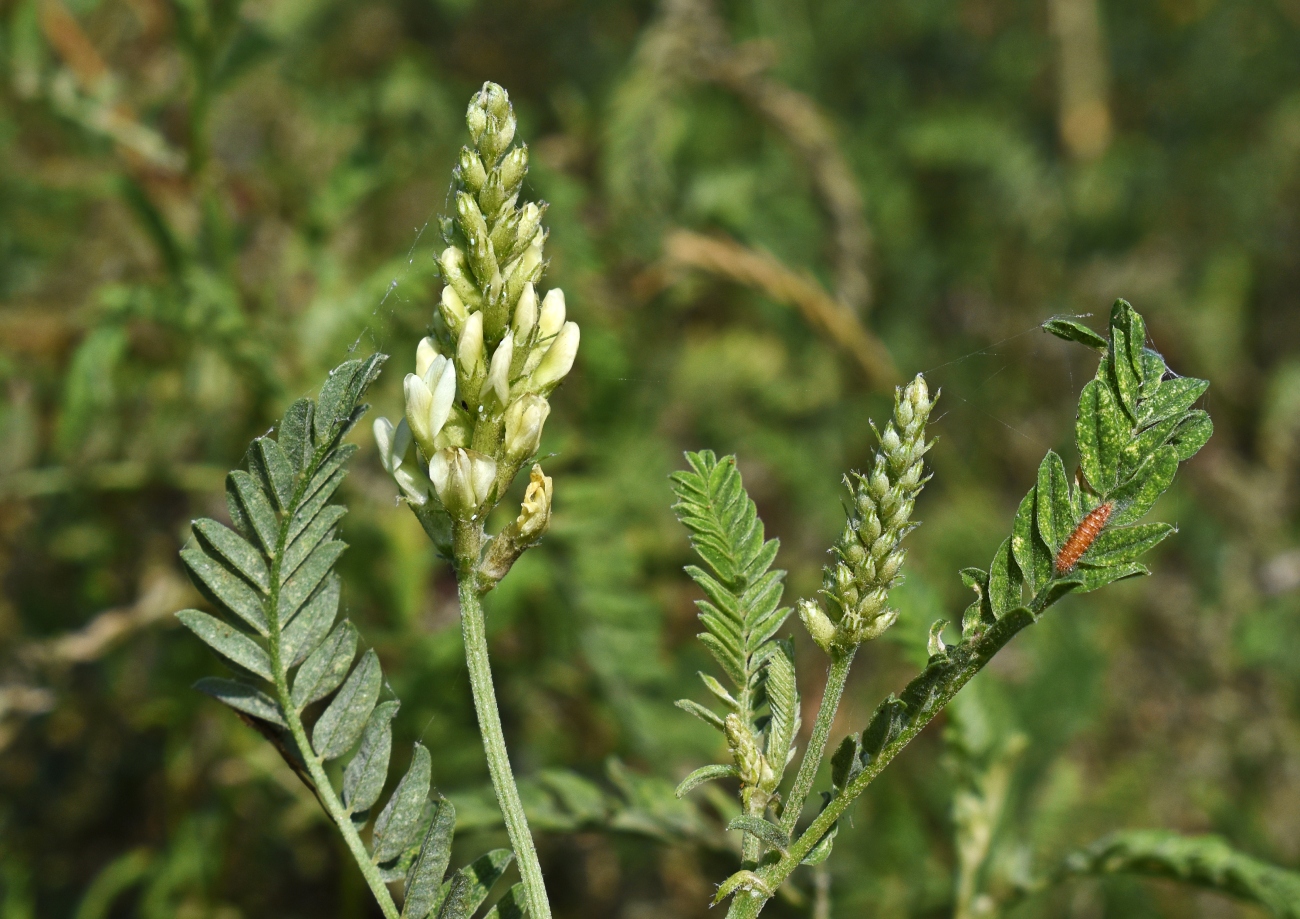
725, 603, 1044, 918
457, 575, 552, 919
777, 647, 856, 838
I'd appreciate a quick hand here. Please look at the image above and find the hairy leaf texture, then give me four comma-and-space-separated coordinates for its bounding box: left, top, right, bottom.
670, 451, 797, 797
1059, 830, 1300, 918
176, 354, 515, 912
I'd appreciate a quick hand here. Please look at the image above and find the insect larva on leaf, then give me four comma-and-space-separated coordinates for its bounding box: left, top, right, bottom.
1054, 502, 1114, 574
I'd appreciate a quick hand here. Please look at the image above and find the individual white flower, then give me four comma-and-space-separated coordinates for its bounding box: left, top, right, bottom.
529, 321, 580, 390
482, 335, 514, 406
537, 289, 566, 339
428, 447, 497, 517
404, 355, 457, 456
415, 337, 439, 379
457, 310, 486, 380
503, 394, 549, 462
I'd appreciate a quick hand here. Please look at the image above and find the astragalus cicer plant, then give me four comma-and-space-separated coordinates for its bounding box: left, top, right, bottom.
171, 78, 1230, 919
672, 300, 1213, 917
175, 82, 572, 919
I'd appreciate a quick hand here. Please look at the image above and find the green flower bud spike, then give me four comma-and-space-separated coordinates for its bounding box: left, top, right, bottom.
370, 82, 577, 919
808, 373, 936, 652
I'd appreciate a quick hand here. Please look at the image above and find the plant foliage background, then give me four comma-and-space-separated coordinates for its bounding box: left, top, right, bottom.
1, 0, 1298, 915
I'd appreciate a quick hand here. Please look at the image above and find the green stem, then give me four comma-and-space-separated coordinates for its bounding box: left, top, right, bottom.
725, 603, 1044, 919
457, 575, 552, 919
777, 648, 856, 838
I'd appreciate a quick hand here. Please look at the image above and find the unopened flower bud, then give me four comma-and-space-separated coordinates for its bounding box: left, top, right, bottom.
458, 147, 487, 192
514, 464, 552, 541
503, 394, 549, 461
878, 550, 905, 583
415, 337, 439, 379
725, 714, 765, 788
868, 467, 890, 500
515, 202, 543, 252
857, 587, 888, 618
499, 146, 528, 193
439, 247, 481, 309
537, 288, 566, 338
482, 335, 514, 406
530, 321, 579, 390
881, 425, 902, 457
513, 283, 537, 341
429, 447, 497, 517
457, 192, 489, 244
457, 311, 486, 379
858, 607, 899, 642
799, 599, 836, 653
440, 285, 468, 333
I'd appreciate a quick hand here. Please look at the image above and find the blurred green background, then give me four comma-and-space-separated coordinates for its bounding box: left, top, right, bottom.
1, 0, 1298, 915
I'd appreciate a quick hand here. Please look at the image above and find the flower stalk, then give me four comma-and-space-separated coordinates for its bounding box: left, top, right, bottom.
372, 81, 579, 919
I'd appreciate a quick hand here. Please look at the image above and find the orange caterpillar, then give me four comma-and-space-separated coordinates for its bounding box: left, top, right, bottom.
1054, 502, 1113, 574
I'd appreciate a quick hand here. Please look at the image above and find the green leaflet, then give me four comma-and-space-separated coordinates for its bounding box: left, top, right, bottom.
312, 648, 382, 760
988, 539, 1022, 619
1011, 488, 1051, 594
281, 505, 348, 582
959, 568, 993, 635
1059, 830, 1300, 918
482, 883, 527, 919
675, 764, 738, 797
762, 640, 799, 787
1076, 379, 1127, 493
278, 539, 346, 620
291, 620, 358, 709
1043, 317, 1107, 351
254, 436, 296, 512
402, 798, 457, 919
830, 732, 864, 794
1170, 410, 1214, 461
278, 398, 315, 472
1137, 376, 1209, 428
1066, 563, 1149, 594
675, 698, 725, 730
1109, 446, 1178, 526
1081, 523, 1175, 568
192, 518, 269, 591
436, 850, 515, 919
281, 574, 341, 666
194, 677, 285, 727
1035, 452, 1073, 552
227, 470, 279, 556
180, 544, 268, 636
1108, 300, 1142, 419
176, 610, 272, 681
372, 743, 432, 864
344, 700, 401, 816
